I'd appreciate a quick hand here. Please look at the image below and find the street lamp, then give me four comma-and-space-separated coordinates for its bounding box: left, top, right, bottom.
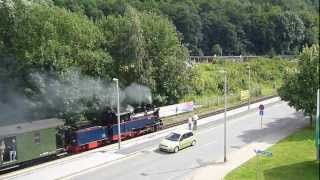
247, 65, 251, 110
113, 78, 121, 150
219, 70, 227, 162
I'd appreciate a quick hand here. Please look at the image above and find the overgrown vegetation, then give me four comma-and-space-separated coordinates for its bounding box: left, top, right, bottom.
185, 58, 296, 102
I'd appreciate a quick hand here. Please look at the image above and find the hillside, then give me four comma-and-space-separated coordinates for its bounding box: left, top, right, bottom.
0, 0, 312, 124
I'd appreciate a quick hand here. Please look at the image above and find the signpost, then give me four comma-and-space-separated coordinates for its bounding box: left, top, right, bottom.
240, 90, 249, 101
258, 104, 264, 129
254, 149, 273, 180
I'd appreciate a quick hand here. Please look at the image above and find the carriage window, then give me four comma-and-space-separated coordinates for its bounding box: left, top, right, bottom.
34, 132, 41, 144
0, 137, 17, 163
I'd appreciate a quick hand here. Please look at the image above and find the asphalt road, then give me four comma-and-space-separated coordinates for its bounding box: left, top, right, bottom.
69, 101, 307, 180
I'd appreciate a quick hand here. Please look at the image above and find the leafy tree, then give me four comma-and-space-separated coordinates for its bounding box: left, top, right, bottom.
140, 11, 190, 104
272, 11, 305, 54
279, 45, 319, 125
51, 0, 319, 56
9, 2, 112, 77
212, 44, 222, 56
98, 7, 147, 85
300, 11, 319, 46
160, 1, 202, 55
98, 5, 190, 104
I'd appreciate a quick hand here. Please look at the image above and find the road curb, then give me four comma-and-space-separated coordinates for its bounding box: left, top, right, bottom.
189, 118, 307, 180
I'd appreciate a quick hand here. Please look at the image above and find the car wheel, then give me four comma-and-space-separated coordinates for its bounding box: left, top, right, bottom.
191, 140, 196, 146
173, 146, 179, 153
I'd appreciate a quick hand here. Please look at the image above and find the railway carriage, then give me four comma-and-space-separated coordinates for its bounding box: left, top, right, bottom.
0, 118, 64, 170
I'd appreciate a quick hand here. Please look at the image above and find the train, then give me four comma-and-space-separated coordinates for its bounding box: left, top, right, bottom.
0, 106, 162, 171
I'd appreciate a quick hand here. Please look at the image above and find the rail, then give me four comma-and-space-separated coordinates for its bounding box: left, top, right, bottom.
164, 95, 277, 129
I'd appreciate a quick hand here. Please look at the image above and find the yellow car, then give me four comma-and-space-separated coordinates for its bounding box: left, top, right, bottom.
159, 129, 196, 153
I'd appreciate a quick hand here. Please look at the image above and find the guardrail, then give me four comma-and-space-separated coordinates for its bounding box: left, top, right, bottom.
188, 55, 297, 64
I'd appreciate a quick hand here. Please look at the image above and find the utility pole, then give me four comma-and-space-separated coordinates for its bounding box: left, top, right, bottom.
316, 89, 320, 160
260, 114, 263, 129
248, 65, 251, 110
256, 154, 260, 180
224, 71, 227, 162
113, 78, 121, 150
219, 70, 228, 162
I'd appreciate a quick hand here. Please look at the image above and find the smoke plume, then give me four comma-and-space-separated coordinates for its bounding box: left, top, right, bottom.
0, 67, 153, 125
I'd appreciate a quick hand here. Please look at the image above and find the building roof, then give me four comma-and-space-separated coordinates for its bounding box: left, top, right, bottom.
0, 118, 64, 137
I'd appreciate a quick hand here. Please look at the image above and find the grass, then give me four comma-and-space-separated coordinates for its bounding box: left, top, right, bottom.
225, 127, 320, 180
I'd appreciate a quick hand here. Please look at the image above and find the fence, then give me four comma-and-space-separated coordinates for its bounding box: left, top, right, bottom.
192, 87, 277, 112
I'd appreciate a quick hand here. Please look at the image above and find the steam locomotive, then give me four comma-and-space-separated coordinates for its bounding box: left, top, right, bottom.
0, 106, 162, 171
64, 107, 162, 153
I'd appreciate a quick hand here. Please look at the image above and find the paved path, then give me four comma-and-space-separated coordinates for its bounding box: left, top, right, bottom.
70, 101, 306, 180
188, 114, 305, 180
1, 98, 306, 180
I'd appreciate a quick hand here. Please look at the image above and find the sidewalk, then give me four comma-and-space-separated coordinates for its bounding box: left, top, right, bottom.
188, 115, 305, 180
4, 152, 126, 180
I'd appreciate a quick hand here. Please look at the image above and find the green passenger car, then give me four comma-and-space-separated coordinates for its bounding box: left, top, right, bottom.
0, 118, 64, 170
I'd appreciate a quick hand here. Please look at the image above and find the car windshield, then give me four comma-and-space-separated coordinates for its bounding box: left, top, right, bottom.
165, 133, 181, 141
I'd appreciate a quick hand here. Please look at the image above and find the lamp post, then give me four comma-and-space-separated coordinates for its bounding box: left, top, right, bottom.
316, 89, 319, 161
247, 64, 251, 110
248, 65, 251, 110
113, 78, 121, 150
219, 70, 227, 162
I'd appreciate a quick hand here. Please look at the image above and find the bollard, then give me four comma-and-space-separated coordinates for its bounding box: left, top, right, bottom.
192, 114, 199, 131
188, 117, 193, 130
193, 119, 197, 130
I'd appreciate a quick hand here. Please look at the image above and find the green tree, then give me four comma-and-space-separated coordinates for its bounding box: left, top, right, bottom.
99, 6, 190, 105
140, 11, 190, 104
211, 44, 222, 56
51, 0, 319, 56
273, 11, 306, 54
98, 6, 148, 85
279, 45, 320, 125
10, 2, 112, 77
160, 1, 202, 55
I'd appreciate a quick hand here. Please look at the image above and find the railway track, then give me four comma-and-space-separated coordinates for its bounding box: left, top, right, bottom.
164, 95, 278, 129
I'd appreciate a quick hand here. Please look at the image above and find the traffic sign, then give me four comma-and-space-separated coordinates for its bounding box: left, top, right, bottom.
254, 149, 273, 157
254, 149, 272, 180
259, 104, 264, 124
240, 90, 249, 100
258, 104, 264, 111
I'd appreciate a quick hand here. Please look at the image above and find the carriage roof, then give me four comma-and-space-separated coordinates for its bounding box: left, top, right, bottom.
0, 118, 64, 137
